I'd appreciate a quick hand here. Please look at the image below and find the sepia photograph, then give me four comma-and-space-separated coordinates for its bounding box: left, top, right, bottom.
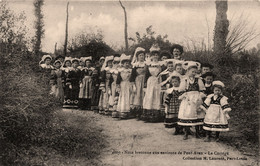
0, 0, 259, 165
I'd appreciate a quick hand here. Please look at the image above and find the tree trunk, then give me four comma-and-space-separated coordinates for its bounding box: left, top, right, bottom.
119, 0, 128, 53
64, 2, 69, 57
33, 0, 44, 57
54, 42, 57, 55
213, 0, 229, 57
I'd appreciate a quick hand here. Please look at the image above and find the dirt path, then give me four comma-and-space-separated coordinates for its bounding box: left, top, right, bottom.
76, 110, 258, 166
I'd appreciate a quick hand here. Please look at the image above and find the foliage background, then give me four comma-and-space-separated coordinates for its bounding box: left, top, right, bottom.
0, 3, 106, 165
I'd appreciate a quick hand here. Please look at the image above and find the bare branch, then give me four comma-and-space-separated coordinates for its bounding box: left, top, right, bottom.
226, 12, 260, 54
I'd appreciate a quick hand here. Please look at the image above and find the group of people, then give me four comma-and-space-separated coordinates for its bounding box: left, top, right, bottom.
39, 44, 231, 142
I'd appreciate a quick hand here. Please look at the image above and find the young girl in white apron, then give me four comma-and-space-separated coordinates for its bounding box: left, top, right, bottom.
201, 81, 231, 142
178, 61, 206, 140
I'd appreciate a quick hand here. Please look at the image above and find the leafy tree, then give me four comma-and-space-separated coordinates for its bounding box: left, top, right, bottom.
128, 25, 172, 55
67, 30, 115, 61
0, 3, 29, 56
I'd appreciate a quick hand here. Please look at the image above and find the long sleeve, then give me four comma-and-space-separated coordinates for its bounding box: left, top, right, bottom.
178, 77, 187, 92
200, 94, 213, 111
61, 70, 66, 85
129, 67, 137, 83
198, 78, 206, 92
116, 73, 122, 85
220, 96, 231, 112
100, 70, 106, 84
80, 69, 85, 82
164, 93, 172, 105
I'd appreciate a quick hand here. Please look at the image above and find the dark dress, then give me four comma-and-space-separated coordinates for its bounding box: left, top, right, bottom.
164, 89, 181, 128
63, 68, 81, 109
91, 68, 101, 111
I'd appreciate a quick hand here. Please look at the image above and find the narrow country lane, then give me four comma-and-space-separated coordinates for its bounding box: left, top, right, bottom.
69, 110, 258, 166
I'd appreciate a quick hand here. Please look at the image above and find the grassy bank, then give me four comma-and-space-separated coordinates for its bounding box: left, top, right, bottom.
0, 50, 107, 165
17, 110, 107, 166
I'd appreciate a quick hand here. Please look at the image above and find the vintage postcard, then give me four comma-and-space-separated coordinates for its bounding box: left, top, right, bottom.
1, 0, 259, 165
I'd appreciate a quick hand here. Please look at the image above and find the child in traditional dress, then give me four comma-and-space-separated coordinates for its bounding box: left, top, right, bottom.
160, 51, 171, 71
159, 60, 175, 119
142, 44, 163, 122
99, 56, 114, 114
174, 62, 184, 76
197, 72, 216, 137
160, 60, 184, 87
160, 61, 175, 86
131, 47, 147, 119
66, 58, 81, 109
50, 60, 64, 102
201, 72, 216, 96
201, 63, 214, 75
79, 57, 94, 110
164, 74, 182, 134
116, 54, 134, 119
201, 81, 231, 142
178, 61, 206, 140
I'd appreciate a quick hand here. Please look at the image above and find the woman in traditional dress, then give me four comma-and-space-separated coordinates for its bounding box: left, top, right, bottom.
98, 56, 114, 114
131, 47, 147, 119
142, 44, 163, 122
65, 58, 81, 109
61, 57, 72, 108
50, 60, 64, 102
178, 61, 206, 140
78, 57, 86, 70
116, 54, 134, 119
79, 57, 94, 110
109, 57, 120, 117
91, 64, 101, 112
91, 57, 105, 113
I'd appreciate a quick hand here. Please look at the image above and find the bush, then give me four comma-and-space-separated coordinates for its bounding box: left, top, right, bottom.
184, 49, 259, 158
0, 50, 107, 165
0, 51, 60, 165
